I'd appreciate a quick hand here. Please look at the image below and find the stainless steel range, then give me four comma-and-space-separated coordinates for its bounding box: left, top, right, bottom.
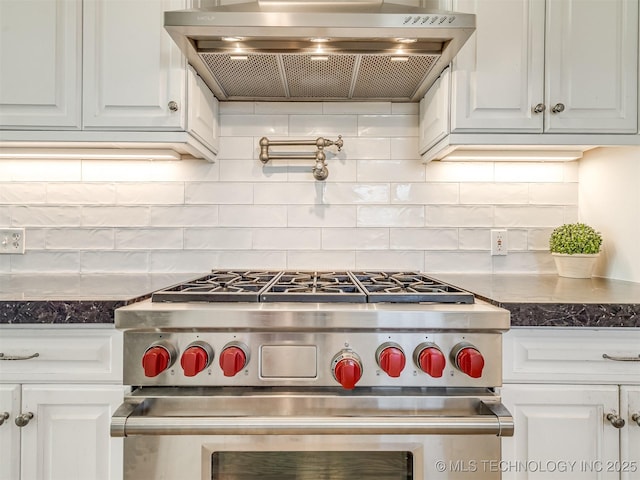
112, 271, 513, 480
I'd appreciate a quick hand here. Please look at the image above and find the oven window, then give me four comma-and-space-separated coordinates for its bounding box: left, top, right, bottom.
211, 451, 413, 479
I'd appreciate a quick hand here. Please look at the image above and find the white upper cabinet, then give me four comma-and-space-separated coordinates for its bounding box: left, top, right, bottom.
450, 0, 638, 135
83, 0, 186, 130
0, 0, 82, 129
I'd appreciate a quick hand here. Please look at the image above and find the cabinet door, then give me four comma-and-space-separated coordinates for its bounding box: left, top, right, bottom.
83, 0, 186, 130
419, 68, 450, 153
621, 386, 640, 480
20, 385, 124, 480
501, 384, 620, 480
0, 385, 20, 480
545, 0, 638, 133
0, 0, 81, 129
187, 66, 220, 153
450, 0, 545, 133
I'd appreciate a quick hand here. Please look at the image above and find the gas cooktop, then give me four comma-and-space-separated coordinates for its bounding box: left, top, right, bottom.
151, 271, 475, 304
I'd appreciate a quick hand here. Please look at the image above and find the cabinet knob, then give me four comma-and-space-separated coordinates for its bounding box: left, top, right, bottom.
0, 412, 9, 426
606, 412, 625, 429
551, 103, 565, 113
533, 103, 546, 114
15, 412, 34, 427
632, 413, 640, 427
168, 101, 179, 112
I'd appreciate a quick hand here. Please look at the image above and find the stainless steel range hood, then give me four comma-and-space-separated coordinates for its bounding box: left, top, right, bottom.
164, 0, 475, 102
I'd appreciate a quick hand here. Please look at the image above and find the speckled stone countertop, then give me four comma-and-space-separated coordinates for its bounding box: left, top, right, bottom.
0, 273, 199, 325
431, 274, 640, 328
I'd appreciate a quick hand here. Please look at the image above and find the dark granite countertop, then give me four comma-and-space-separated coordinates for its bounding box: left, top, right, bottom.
431, 274, 640, 328
0, 273, 199, 325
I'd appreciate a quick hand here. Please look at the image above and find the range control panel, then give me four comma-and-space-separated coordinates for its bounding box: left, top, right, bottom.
124, 331, 502, 389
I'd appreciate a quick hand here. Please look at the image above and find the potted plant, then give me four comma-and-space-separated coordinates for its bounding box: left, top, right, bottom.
549, 223, 603, 278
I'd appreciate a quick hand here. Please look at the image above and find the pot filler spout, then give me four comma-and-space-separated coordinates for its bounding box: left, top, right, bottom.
164, 0, 475, 102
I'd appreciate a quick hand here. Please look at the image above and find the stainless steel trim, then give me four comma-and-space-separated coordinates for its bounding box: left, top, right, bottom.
602, 353, 640, 362
0, 352, 39, 361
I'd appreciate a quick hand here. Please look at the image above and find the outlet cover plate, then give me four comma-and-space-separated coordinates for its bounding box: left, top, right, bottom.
491, 229, 507, 256
0, 228, 26, 254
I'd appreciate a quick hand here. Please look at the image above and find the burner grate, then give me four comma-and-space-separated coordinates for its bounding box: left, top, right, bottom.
260, 271, 367, 303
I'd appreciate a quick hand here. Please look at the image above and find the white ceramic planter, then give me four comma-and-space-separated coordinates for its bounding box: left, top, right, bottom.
552, 253, 599, 278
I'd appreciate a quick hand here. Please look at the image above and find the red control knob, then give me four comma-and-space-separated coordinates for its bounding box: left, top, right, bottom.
180, 346, 209, 377
219, 346, 247, 377
334, 358, 362, 390
417, 347, 446, 378
377, 346, 406, 378
456, 346, 485, 378
142, 346, 171, 377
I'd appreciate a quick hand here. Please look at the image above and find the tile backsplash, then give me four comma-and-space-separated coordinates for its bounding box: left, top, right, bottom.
0, 102, 579, 273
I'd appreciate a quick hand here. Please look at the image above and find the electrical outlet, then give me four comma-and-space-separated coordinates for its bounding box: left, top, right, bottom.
491, 229, 507, 256
0, 228, 26, 254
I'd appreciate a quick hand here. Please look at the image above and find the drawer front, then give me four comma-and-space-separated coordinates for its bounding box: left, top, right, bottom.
0, 327, 122, 383
503, 328, 640, 384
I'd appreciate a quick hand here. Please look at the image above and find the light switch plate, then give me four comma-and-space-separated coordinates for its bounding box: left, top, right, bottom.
0, 228, 26, 254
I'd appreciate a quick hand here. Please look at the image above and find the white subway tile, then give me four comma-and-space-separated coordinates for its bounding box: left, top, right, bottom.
253, 228, 321, 250
221, 115, 288, 136
254, 183, 318, 204
392, 183, 458, 204
11, 206, 82, 226
115, 228, 183, 250
426, 206, 494, 227
390, 228, 458, 250
255, 102, 323, 114
0, 161, 12, 181
218, 137, 255, 160
219, 159, 288, 182
357, 115, 418, 137
219, 205, 287, 227
82, 206, 149, 227
116, 183, 184, 205
340, 137, 390, 159
507, 229, 529, 251
425, 162, 494, 182
150, 206, 218, 226
357, 160, 425, 183
81, 160, 154, 182
215, 250, 287, 270
321, 228, 389, 250
184, 228, 252, 250
0, 207, 9, 225
494, 162, 564, 182
186, 182, 253, 204
288, 205, 357, 227
390, 137, 420, 160
494, 206, 564, 227
149, 160, 220, 181
391, 103, 419, 115
492, 251, 556, 273
528, 228, 554, 250
46, 229, 114, 250
219, 102, 255, 114
323, 183, 389, 204
529, 183, 578, 205
10, 252, 80, 273
287, 156, 357, 183
0, 256, 8, 273
287, 251, 356, 270
355, 251, 425, 270
24, 228, 46, 250
563, 162, 579, 182
149, 251, 224, 272
0, 183, 47, 203
323, 102, 391, 114
8, 160, 82, 181
460, 183, 529, 204
458, 228, 489, 250
80, 251, 149, 272
289, 115, 358, 137
47, 183, 116, 204
425, 252, 492, 273
564, 206, 579, 224
358, 205, 424, 227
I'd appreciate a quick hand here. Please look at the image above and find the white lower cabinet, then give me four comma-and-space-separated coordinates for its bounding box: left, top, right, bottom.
501, 328, 640, 480
0, 328, 124, 480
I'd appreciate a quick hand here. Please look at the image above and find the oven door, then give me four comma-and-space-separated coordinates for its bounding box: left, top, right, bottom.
112, 387, 513, 480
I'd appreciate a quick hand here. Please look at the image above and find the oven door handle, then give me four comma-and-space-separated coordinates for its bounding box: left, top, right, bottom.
112, 400, 514, 437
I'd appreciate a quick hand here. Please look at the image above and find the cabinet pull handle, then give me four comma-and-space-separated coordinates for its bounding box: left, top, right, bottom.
0, 352, 39, 361
168, 101, 179, 112
632, 414, 640, 427
15, 412, 34, 427
602, 353, 640, 362
533, 103, 546, 113
0, 412, 9, 426
606, 413, 625, 428
551, 103, 565, 113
